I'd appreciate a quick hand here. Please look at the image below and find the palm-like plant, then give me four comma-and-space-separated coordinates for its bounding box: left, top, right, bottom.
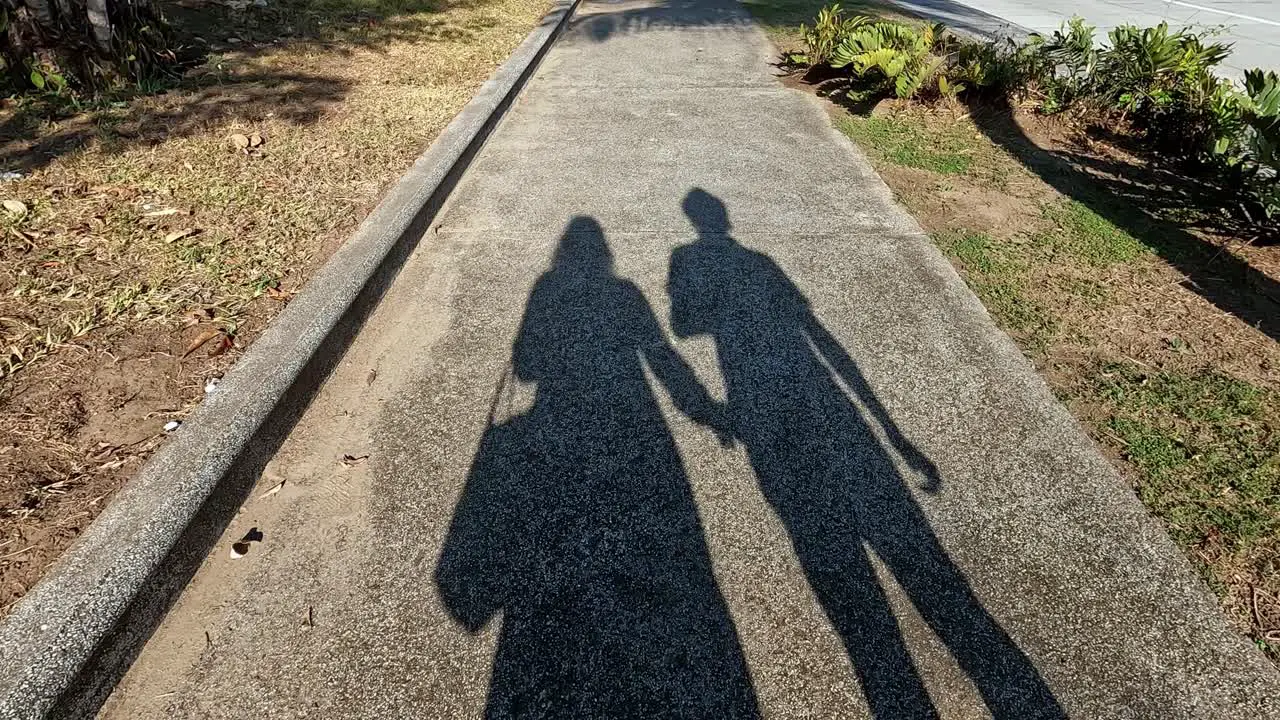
830, 20, 949, 98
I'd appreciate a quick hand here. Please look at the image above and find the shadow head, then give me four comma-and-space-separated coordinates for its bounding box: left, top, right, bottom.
682, 188, 731, 238
552, 216, 614, 276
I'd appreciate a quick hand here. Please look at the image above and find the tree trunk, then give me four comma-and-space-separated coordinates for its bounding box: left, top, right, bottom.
1, 0, 173, 94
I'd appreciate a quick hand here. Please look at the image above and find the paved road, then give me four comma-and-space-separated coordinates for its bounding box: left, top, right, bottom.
892, 0, 1278, 77
102, 0, 1280, 717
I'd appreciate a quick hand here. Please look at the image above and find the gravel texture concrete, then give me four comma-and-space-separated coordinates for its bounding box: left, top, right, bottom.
0, 2, 577, 717
100, 0, 1280, 717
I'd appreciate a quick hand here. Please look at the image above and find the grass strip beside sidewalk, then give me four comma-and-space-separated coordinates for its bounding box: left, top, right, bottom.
0, 0, 550, 612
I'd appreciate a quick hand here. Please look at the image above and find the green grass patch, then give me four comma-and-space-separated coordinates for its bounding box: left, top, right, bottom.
936, 231, 1056, 350
838, 114, 974, 174
972, 279, 1055, 347
1094, 363, 1280, 554
945, 230, 1000, 274
1042, 199, 1149, 266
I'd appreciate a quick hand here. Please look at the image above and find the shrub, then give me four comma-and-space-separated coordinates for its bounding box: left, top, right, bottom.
829, 19, 950, 98
0, 0, 177, 96
788, 4, 868, 67
785, 5, 1278, 227
951, 36, 1044, 97
1035, 17, 1099, 112
1100, 23, 1232, 152
1215, 69, 1280, 220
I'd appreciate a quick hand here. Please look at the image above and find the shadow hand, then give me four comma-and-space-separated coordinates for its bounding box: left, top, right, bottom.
901, 445, 942, 494
693, 401, 735, 448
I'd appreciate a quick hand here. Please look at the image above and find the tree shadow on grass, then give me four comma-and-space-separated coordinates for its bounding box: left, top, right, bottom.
0, 71, 349, 173
0, 0, 504, 172
964, 96, 1280, 343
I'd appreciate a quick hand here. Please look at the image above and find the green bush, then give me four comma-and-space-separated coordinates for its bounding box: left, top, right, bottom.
1034, 19, 1232, 141
789, 6, 963, 99
951, 38, 1043, 96
0, 0, 177, 96
788, 3, 868, 67
786, 5, 1278, 228
1035, 16, 1098, 111
1031, 18, 1275, 221
1215, 69, 1280, 220
829, 19, 950, 98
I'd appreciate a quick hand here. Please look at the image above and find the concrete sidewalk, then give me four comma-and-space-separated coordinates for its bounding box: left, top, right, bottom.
102, 0, 1280, 717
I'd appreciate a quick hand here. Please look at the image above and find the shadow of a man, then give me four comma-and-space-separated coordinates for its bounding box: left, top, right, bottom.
436, 217, 758, 718
667, 189, 1064, 719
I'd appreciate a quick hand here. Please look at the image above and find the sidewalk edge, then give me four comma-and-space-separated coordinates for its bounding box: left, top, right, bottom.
0, 1, 579, 716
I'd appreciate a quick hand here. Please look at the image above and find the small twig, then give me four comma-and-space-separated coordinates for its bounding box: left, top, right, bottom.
1100, 428, 1130, 447
1121, 354, 1155, 370
0, 545, 35, 561
1252, 586, 1266, 635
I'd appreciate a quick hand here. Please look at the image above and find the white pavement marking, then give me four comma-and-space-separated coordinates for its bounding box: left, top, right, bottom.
1162, 0, 1280, 25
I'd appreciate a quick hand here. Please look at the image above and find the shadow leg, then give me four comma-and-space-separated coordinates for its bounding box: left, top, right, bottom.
866, 497, 1064, 720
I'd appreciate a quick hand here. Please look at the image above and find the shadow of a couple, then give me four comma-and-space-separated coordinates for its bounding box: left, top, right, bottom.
435, 189, 1063, 719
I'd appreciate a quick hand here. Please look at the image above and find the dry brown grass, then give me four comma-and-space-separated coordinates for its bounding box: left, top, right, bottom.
0, 0, 550, 610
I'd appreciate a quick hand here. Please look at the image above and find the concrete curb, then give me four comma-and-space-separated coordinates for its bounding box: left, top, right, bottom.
0, 1, 579, 716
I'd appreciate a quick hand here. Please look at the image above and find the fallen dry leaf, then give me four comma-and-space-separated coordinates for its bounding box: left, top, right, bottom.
258, 479, 286, 499
163, 228, 198, 243
3, 199, 28, 214
183, 308, 216, 327
208, 334, 235, 357
183, 328, 222, 357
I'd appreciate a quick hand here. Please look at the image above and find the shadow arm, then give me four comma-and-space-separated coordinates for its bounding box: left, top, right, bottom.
642, 341, 732, 446
805, 313, 941, 492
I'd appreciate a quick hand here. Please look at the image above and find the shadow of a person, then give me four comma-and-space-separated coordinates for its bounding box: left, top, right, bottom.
668, 189, 1064, 719
435, 217, 758, 719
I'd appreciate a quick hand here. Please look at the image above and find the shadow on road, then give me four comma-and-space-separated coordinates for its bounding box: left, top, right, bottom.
436, 194, 1064, 718
572, 0, 755, 43
435, 216, 759, 717
670, 189, 1064, 719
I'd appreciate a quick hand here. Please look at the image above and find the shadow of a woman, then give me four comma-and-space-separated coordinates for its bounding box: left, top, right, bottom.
435, 217, 758, 718
668, 189, 1064, 719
